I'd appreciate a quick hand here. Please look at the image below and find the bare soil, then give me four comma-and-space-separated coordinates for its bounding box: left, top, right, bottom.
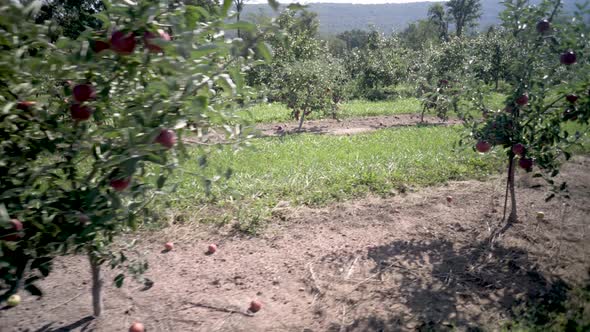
256, 114, 462, 137
183, 114, 462, 144
1, 157, 589, 332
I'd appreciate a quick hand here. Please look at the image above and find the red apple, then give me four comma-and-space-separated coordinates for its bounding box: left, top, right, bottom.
110, 31, 136, 55
144, 29, 171, 53
516, 94, 529, 106
512, 143, 525, 156
70, 104, 93, 121
72, 84, 95, 102
446, 196, 453, 203
566, 94, 578, 103
207, 244, 217, 254
129, 322, 145, 332
475, 140, 491, 153
536, 19, 550, 33
16, 101, 36, 111
110, 178, 131, 191
92, 40, 110, 53
560, 51, 576, 65
249, 300, 263, 313
2, 219, 23, 241
519, 158, 533, 170
164, 242, 174, 251
155, 129, 176, 149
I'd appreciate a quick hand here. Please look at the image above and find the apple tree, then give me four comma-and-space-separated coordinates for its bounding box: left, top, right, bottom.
274, 57, 347, 130
0, 0, 268, 316
461, 0, 589, 236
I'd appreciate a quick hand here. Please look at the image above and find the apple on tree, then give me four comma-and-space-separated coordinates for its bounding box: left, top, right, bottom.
516, 94, 529, 106
144, 29, 171, 53
110, 178, 131, 191
70, 104, 93, 121
1, 219, 23, 241
16, 101, 36, 111
155, 129, 176, 149
536, 19, 551, 33
110, 31, 136, 55
512, 143, 525, 156
92, 40, 110, 53
475, 140, 492, 153
560, 51, 576, 65
565, 94, 578, 103
72, 84, 95, 102
519, 157, 533, 171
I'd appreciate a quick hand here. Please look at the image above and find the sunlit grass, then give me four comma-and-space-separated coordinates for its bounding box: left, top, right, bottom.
162, 126, 504, 232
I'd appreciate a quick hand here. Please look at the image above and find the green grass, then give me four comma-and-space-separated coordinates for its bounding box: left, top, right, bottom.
238, 92, 505, 125
164, 126, 504, 232
238, 98, 422, 124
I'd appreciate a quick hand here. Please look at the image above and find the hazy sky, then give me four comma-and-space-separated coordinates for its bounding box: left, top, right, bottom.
248, 0, 442, 3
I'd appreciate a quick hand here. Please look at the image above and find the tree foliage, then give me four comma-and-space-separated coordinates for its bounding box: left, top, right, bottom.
446, 0, 482, 37
0, 0, 266, 312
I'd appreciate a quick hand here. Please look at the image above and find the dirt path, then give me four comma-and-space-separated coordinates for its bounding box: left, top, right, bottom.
184, 114, 462, 144
1, 157, 589, 332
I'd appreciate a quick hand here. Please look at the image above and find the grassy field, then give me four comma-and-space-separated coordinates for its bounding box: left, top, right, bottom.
237, 98, 423, 124
237, 92, 507, 124
163, 125, 504, 232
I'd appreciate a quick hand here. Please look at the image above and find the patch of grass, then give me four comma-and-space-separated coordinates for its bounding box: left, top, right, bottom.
164, 126, 503, 231
238, 98, 422, 124
339, 98, 421, 117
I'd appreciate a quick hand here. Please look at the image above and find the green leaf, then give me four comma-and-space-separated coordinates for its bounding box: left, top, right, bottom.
157, 175, 166, 189
257, 42, 272, 62
114, 273, 125, 288
0, 203, 10, 224
222, 0, 232, 16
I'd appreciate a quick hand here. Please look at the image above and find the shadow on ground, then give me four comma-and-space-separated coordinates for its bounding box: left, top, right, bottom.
33, 315, 95, 332
325, 238, 570, 331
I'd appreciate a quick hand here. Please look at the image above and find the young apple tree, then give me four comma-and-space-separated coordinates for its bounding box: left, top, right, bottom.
462, 0, 589, 237
0, 0, 268, 316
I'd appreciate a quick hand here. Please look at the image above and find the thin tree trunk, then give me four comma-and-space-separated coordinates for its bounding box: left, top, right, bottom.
507, 155, 517, 223
237, 12, 241, 38
89, 254, 103, 317
297, 109, 307, 131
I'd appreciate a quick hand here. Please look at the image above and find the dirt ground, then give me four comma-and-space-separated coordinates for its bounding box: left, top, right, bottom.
1, 157, 589, 332
183, 114, 463, 144
255, 114, 463, 137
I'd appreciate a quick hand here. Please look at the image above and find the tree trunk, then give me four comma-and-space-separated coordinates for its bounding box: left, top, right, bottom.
420, 105, 427, 123
237, 12, 241, 38
507, 155, 517, 223
297, 109, 307, 131
89, 254, 103, 317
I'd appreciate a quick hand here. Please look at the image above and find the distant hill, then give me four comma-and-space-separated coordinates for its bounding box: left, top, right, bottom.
241, 1, 582, 35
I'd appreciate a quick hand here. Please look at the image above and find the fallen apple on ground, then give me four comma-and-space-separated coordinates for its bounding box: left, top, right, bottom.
249, 300, 263, 313
129, 322, 145, 332
7, 294, 21, 307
